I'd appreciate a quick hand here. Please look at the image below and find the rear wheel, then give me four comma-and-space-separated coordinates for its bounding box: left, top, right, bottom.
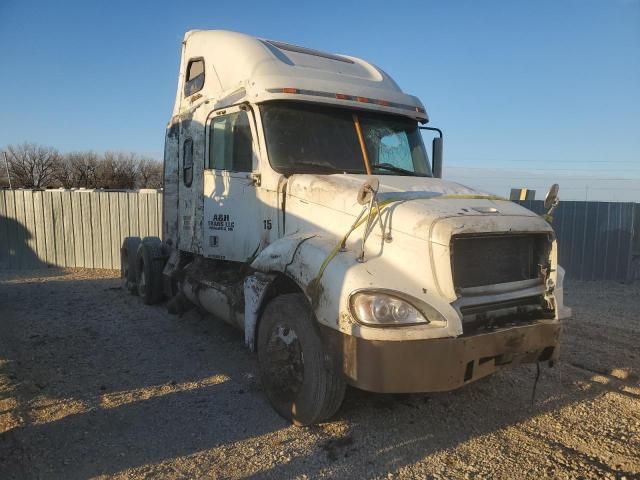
257, 293, 346, 426
136, 237, 165, 305
121, 237, 141, 294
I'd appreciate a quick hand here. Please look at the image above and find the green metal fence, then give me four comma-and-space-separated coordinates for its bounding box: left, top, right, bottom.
1, 189, 637, 281
0, 189, 162, 270
518, 200, 637, 282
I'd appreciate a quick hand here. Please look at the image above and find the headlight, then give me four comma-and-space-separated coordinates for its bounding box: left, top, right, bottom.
350, 291, 445, 327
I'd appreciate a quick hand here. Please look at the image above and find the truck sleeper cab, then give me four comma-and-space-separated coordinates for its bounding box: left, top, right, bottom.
121, 30, 570, 426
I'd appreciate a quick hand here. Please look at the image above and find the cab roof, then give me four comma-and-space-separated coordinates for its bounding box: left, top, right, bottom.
173, 30, 428, 122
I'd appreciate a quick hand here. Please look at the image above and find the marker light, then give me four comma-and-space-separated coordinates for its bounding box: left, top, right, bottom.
267, 87, 426, 114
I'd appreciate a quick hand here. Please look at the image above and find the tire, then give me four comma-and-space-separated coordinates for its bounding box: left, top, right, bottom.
257, 293, 346, 426
135, 237, 165, 305
121, 237, 141, 295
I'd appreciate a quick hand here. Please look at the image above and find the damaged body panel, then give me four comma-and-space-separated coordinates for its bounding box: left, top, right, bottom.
321, 321, 560, 393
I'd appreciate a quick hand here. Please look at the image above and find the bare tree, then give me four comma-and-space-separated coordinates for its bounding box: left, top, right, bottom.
98, 151, 139, 189
5, 143, 60, 188
2, 143, 161, 189
137, 157, 163, 189
55, 151, 100, 188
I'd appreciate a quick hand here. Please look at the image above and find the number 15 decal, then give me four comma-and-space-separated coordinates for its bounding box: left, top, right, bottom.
263, 219, 272, 230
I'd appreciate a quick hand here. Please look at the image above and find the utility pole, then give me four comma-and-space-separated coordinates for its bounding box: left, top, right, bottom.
2, 151, 12, 189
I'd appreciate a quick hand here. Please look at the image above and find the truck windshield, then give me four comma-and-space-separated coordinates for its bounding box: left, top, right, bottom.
260, 101, 432, 176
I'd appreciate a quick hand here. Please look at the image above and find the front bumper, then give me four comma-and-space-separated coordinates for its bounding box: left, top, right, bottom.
321, 321, 561, 393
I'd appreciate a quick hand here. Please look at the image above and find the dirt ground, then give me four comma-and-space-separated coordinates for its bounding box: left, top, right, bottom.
0, 269, 638, 480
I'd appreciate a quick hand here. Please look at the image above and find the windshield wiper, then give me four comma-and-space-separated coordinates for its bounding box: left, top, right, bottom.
372, 163, 424, 176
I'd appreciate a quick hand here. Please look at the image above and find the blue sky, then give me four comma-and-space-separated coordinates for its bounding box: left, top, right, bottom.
1, 0, 638, 200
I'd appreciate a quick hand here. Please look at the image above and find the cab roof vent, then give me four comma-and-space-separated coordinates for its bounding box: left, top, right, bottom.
266, 39, 354, 64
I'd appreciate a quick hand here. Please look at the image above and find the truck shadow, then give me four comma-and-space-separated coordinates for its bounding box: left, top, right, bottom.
257, 366, 638, 479
0, 274, 637, 479
0, 215, 49, 270
0, 273, 288, 479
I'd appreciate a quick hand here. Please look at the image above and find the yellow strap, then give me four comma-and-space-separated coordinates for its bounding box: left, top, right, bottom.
309, 193, 507, 295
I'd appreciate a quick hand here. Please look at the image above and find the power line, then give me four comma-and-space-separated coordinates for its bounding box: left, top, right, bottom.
449, 175, 640, 181
448, 159, 640, 164
451, 182, 640, 191
447, 165, 640, 172
454, 184, 640, 191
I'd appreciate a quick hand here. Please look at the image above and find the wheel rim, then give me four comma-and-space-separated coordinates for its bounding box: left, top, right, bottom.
263, 323, 304, 403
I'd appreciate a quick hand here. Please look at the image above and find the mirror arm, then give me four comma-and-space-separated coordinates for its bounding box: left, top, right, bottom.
419, 126, 443, 138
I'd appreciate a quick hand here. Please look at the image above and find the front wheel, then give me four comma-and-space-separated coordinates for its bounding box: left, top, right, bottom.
257, 293, 346, 426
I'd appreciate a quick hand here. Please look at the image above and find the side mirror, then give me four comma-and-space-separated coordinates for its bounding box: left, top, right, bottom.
432, 137, 443, 178
544, 183, 560, 210
543, 183, 560, 223
356, 177, 380, 205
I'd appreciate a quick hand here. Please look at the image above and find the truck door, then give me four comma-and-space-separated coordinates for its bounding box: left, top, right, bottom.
177, 56, 207, 253
177, 120, 201, 253
203, 106, 263, 262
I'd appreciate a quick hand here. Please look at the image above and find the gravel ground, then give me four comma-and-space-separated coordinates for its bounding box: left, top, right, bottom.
0, 269, 638, 479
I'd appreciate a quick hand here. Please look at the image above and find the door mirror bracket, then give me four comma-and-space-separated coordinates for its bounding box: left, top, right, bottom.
419, 126, 443, 178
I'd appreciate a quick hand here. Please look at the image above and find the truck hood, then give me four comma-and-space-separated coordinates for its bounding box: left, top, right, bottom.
286, 174, 544, 241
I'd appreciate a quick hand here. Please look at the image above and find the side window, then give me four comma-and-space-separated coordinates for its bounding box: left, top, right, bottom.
184, 58, 205, 97
208, 111, 254, 172
183, 138, 193, 187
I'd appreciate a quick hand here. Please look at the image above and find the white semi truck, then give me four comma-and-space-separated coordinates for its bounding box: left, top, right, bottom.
121, 30, 570, 425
